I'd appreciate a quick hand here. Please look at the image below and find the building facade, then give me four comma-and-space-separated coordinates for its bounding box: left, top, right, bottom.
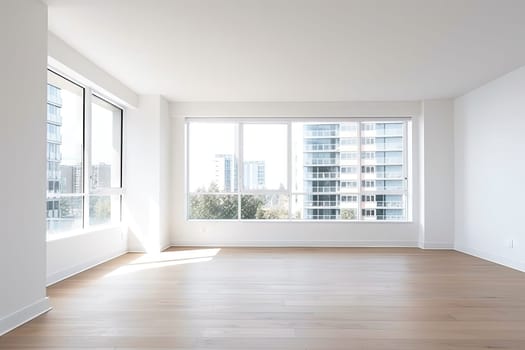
243, 160, 265, 190
46, 84, 63, 228
214, 154, 238, 192
303, 122, 405, 220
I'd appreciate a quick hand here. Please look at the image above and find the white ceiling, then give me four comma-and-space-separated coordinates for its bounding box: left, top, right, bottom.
46, 0, 525, 102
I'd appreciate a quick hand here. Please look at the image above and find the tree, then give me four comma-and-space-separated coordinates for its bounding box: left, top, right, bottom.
189, 193, 238, 219
241, 195, 265, 219
340, 208, 356, 220
256, 207, 288, 219
90, 196, 111, 223
189, 184, 265, 219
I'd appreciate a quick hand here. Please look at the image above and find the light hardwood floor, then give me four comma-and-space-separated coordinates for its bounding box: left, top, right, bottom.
1, 247, 524, 349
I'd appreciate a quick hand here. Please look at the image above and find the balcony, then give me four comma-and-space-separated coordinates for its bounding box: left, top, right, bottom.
304, 172, 339, 180
375, 129, 403, 137
303, 144, 339, 152
374, 158, 403, 165
376, 172, 403, 179
303, 130, 339, 138
304, 158, 339, 166
307, 214, 339, 220
377, 201, 404, 208
47, 87, 62, 106
47, 132, 62, 143
47, 112, 62, 125
308, 186, 340, 193
304, 200, 339, 207
377, 214, 405, 220
374, 143, 403, 151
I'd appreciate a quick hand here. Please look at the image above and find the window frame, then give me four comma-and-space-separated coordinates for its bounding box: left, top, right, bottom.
185, 117, 411, 222
46, 68, 124, 238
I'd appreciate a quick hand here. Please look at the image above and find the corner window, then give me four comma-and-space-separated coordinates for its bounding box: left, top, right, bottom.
46, 70, 123, 236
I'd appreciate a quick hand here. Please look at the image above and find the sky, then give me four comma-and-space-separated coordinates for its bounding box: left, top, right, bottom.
60, 90, 120, 167
188, 122, 289, 192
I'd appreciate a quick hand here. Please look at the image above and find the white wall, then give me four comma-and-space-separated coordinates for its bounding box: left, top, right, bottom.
45, 32, 137, 286
48, 32, 138, 108
170, 101, 427, 246
124, 95, 170, 252
46, 228, 126, 285
0, 0, 51, 335
419, 100, 455, 248
454, 66, 525, 272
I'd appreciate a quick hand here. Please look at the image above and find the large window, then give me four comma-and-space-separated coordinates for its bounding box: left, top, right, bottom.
46, 70, 123, 235
186, 119, 410, 221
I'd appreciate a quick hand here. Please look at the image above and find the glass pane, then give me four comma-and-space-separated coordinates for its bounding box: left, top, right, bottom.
188, 194, 238, 220
290, 194, 305, 219
291, 120, 408, 221
91, 96, 122, 190
46, 196, 83, 234
47, 71, 84, 196
241, 194, 289, 220
89, 195, 121, 226
243, 124, 287, 191
360, 121, 406, 221
188, 123, 237, 193
292, 122, 359, 194
293, 194, 348, 220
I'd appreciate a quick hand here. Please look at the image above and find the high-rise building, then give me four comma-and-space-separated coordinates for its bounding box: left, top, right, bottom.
302, 122, 405, 220
214, 155, 266, 191
61, 164, 83, 193
91, 163, 112, 189
46, 84, 63, 227
243, 160, 265, 190
214, 154, 238, 192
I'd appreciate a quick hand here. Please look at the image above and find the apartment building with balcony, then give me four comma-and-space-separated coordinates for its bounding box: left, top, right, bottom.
46, 84, 63, 226
303, 122, 405, 220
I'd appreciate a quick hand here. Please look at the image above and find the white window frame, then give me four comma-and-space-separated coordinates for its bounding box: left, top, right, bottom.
185, 117, 411, 222
46, 68, 124, 238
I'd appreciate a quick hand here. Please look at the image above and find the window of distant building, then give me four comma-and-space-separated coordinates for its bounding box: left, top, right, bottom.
186, 119, 410, 221
46, 70, 123, 236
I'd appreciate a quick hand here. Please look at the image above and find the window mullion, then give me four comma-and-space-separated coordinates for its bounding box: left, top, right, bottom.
185, 123, 190, 220
357, 122, 363, 220
287, 122, 292, 219
83, 88, 93, 228
403, 120, 409, 221
237, 123, 243, 220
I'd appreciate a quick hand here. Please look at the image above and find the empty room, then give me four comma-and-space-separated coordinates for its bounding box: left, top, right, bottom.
1, 0, 525, 349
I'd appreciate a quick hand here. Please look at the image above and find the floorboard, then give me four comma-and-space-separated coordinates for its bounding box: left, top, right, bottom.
1, 247, 524, 349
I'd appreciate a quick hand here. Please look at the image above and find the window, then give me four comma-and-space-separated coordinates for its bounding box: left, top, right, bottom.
46, 70, 123, 235
361, 137, 375, 145
188, 122, 289, 220
46, 71, 84, 234
90, 96, 123, 226
186, 119, 409, 221
341, 166, 357, 174
341, 195, 358, 202
362, 166, 375, 173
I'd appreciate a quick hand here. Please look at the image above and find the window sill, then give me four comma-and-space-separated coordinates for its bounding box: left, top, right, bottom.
185, 219, 414, 224
46, 223, 122, 242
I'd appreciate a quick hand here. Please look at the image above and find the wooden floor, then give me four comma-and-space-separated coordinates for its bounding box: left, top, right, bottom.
1, 248, 525, 349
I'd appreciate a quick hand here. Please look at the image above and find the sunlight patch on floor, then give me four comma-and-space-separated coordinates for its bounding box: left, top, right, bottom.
104, 248, 221, 277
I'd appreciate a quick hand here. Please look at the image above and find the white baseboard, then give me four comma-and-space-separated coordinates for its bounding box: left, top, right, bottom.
455, 244, 525, 272
0, 297, 51, 336
47, 249, 127, 286
421, 241, 455, 249
127, 243, 173, 254
170, 240, 419, 248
